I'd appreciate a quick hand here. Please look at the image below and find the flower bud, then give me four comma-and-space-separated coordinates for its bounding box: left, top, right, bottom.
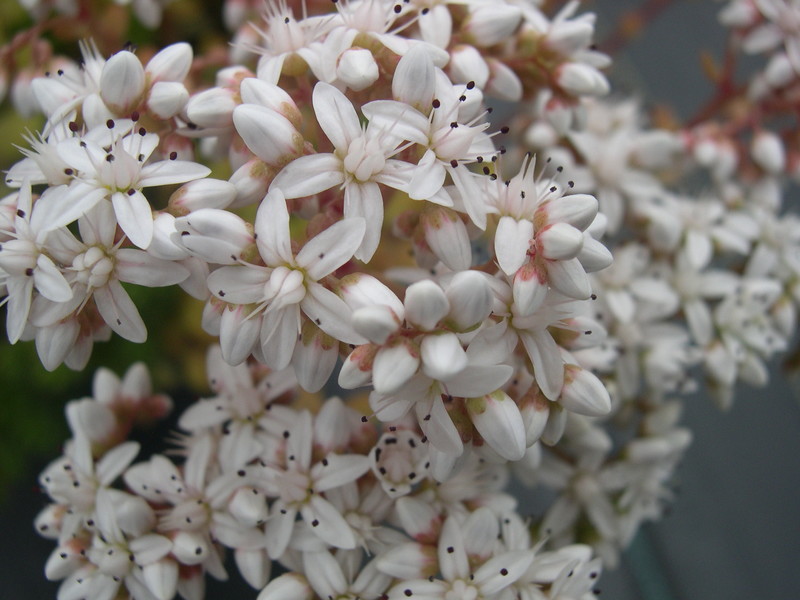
186, 87, 238, 130
239, 78, 302, 128
169, 178, 237, 214
559, 364, 611, 417
448, 45, 489, 88
257, 573, 313, 600
148, 81, 189, 119
420, 332, 467, 380
463, 5, 523, 47
421, 206, 472, 272
751, 130, 785, 174
556, 62, 609, 97
337, 47, 380, 91
171, 531, 210, 566
353, 305, 401, 344
466, 390, 526, 460
229, 486, 269, 527
404, 280, 449, 331
486, 58, 523, 101
229, 158, 277, 208
146, 42, 193, 83
444, 270, 493, 331
100, 51, 146, 115
174, 208, 254, 264
232, 104, 304, 167
372, 339, 420, 394
340, 273, 405, 317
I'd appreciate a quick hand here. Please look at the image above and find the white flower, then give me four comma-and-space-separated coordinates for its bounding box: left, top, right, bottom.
207, 188, 365, 369
57, 123, 210, 248
260, 411, 371, 558
272, 81, 414, 261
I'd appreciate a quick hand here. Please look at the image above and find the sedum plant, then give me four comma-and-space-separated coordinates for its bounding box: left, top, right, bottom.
1, 0, 798, 599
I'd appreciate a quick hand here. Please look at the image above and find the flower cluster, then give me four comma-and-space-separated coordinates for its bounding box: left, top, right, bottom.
2, 0, 799, 598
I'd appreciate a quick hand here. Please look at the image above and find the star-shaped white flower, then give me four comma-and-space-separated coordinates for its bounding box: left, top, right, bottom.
207, 188, 366, 368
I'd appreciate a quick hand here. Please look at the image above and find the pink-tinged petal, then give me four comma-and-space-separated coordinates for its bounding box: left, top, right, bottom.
545, 257, 591, 299
112, 189, 153, 249
301, 495, 356, 549
302, 552, 347, 600
438, 516, 469, 580
208, 265, 269, 304
34, 184, 106, 233
407, 150, 446, 200
466, 391, 526, 461
376, 542, 437, 580
421, 206, 471, 272
519, 329, 564, 401
416, 395, 463, 455
538, 222, 584, 261
313, 454, 370, 492
362, 101, 430, 146
312, 82, 362, 150
343, 182, 382, 262
260, 305, 300, 370
94, 279, 147, 343
255, 188, 293, 266
139, 160, 210, 187
297, 217, 366, 279
96, 441, 141, 485
116, 249, 189, 287
513, 262, 548, 317
444, 364, 513, 397
302, 283, 365, 345
271, 153, 344, 199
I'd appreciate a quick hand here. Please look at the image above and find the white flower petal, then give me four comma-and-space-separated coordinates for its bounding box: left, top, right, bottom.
297, 217, 366, 280
94, 279, 147, 343
116, 249, 188, 287
112, 189, 153, 249
302, 283, 365, 345
313, 82, 362, 150
256, 188, 294, 266
272, 153, 344, 199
